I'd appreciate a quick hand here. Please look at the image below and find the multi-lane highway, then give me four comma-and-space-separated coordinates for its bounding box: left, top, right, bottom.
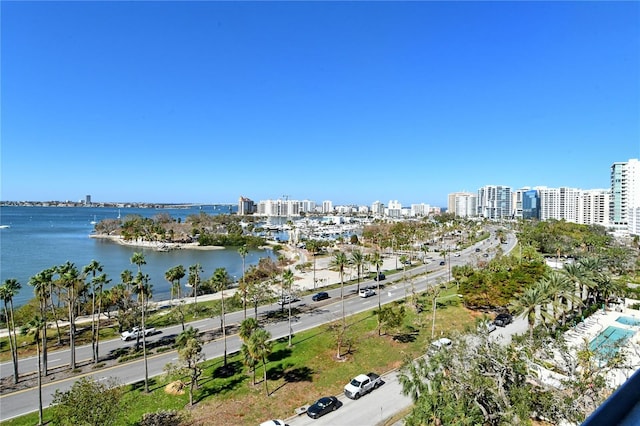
0, 232, 516, 422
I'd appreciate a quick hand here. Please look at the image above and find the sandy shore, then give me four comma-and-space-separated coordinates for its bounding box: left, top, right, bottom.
89, 234, 224, 251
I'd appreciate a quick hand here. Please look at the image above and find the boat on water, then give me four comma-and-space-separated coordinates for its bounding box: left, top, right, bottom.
0, 225, 9, 229
90, 215, 97, 225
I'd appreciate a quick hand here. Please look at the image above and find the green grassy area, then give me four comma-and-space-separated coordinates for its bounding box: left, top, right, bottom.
4, 288, 478, 426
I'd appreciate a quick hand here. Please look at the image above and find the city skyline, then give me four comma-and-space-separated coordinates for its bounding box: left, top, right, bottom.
2, 2, 639, 206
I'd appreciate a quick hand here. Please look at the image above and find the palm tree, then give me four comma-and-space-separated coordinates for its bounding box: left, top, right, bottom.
29, 269, 54, 376
509, 282, 552, 339
350, 249, 365, 293
188, 263, 203, 315
248, 327, 273, 396
238, 246, 249, 319
26, 315, 46, 425
330, 251, 349, 329
239, 317, 259, 342
165, 265, 186, 303
130, 252, 150, 393
57, 261, 81, 370
83, 260, 103, 364
92, 273, 109, 363
370, 251, 384, 315
211, 267, 230, 367
399, 254, 409, 299
175, 325, 199, 349
0, 279, 21, 384
282, 269, 295, 346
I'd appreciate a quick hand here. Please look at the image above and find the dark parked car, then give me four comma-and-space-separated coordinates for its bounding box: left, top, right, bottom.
439, 261, 446, 266
307, 396, 339, 419
312, 291, 329, 302
475, 248, 481, 252
374, 273, 386, 281
494, 313, 513, 327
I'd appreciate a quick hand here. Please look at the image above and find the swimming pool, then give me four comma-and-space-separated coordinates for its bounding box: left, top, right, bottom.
589, 326, 635, 359
616, 316, 640, 327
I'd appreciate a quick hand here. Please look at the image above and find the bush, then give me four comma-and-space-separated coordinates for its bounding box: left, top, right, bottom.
139, 410, 183, 426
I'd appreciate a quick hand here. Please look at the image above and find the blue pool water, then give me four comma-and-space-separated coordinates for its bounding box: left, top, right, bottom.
589, 326, 635, 358
616, 316, 640, 327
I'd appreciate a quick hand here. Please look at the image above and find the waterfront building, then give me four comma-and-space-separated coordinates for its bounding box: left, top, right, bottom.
511, 188, 531, 219
538, 187, 581, 222
477, 185, 512, 220
238, 196, 256, 215
322, 200, 333, 214
447, 192, 477, 217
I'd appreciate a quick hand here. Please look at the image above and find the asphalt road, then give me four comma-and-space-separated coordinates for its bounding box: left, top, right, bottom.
0, 233, 517, 423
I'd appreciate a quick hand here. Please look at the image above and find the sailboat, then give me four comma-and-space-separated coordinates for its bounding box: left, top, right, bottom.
117, 209, 121, 219
90, 215, 98, 225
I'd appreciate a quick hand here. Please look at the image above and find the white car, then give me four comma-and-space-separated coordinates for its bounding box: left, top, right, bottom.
359, 288, 375, 298
260, 420, 287, 426
277, 295, 299, 305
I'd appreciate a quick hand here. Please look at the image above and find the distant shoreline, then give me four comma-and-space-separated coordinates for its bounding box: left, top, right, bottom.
89, 234, 224, 251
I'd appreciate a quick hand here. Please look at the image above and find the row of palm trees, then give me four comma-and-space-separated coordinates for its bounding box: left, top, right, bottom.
510, 257, 625, 339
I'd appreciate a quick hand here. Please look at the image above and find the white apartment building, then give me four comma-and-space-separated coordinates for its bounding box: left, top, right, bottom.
411, 203, 432, 217
538, 187, 581, 222
579, 189, 610, 226
322, 200, 333, 214
477, 186, 512, 219
448, 192, 477, 217
511, 188, 531, 219
257, 199, 301, 216
387, 200, 402, 218
371, 201, 384, 216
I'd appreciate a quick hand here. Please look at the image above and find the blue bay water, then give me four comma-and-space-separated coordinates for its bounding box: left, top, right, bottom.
0, 205, 276, 307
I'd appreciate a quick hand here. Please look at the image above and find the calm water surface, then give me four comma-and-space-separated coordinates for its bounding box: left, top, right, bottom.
0, 206, 276, 307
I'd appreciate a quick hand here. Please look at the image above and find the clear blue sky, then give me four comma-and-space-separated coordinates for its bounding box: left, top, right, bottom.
2, 1, 639, 207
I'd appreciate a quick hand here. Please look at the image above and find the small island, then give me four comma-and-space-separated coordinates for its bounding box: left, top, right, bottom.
90, 211, 266, 251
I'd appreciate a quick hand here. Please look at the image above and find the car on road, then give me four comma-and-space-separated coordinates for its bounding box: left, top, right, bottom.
483, 253, 489, 257
307, 396, 339, 419
260, 420, 287, 426
475, 248, 481, 252
453, 253, 461, 257
439, 261, 446, 266
312, 291, 329, 302
494, 313, 513, 327
359, 288, 375, 298
277, 295, 299, 305
374, 273, 386, 281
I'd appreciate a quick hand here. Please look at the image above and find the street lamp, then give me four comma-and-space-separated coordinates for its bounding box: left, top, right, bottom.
432, 293, 463, 338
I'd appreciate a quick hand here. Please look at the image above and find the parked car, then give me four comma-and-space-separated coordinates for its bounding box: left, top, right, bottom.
344, 372, 382, 399
453, 253, 461, 257
439, 261, 446, 266
429, 337, 452, 353
259, 420, 287, 426
374, 273, 386, 281
478, 321, 497, 333
475, 248, 481, 252
494, 313, 513, 327
277, 295, 299, 305
307, 396, 339, 419
359, 288, 375, 298
312, 291, 329, 301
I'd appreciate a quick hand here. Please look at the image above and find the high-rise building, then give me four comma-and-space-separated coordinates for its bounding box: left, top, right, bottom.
448, 192, 477, 217
579, 189, 610, 226
610, 159, 640, 235
511, 188, 531, 219
477, 185, 512, 219
322, 200, 333, 214
238, 196, 256, 215
538, 187, 581, 222
85, 195, 92, 205
371, 201, 384, 216
522, 189, 539, 220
